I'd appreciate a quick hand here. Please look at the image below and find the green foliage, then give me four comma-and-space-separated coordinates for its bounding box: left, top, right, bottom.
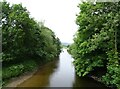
1, 1, 61, 85
68, 1, 120, 88
22, 60, 37, 71
2, 64, 24, 80
1, 1, 61, 62
2, 60, 37, 86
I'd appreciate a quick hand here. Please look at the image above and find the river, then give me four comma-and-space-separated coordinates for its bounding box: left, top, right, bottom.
17, 49, 110, 89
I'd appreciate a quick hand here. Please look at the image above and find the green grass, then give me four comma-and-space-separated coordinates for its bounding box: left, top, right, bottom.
2, 59, 38, 86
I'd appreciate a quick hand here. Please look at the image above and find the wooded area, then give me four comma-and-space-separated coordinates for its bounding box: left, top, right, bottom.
1, 1, 120, 89
1, 1, 61, 85
68, 2, 120, 89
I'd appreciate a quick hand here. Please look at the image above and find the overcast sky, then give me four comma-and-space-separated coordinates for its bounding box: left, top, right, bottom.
6, 0, 80, 43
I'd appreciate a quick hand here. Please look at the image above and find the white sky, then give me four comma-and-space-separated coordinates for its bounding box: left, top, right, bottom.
6, 0, 80, 43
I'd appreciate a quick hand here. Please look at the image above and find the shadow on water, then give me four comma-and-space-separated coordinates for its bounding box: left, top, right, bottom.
17, 59, 59, 87
17, 49, 110, 89
72, 74, 111, 89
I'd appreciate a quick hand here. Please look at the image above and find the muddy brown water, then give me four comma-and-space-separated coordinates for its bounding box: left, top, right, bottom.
17, 49, 110, 89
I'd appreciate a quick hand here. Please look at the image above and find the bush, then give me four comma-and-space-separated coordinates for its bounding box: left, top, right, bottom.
2, 60, 37, 81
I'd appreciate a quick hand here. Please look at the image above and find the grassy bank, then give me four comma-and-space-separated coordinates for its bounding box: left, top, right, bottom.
2, 55, 60, 86
2, 59, 38, 86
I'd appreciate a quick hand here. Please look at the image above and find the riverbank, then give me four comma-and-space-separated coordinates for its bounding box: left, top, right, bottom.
3, 49, 113, 88
3, 58, 59, 88
4, 67, 38, 87
89, 75, 116, 89
87, 68, 113, 89
2, 59, 38, 86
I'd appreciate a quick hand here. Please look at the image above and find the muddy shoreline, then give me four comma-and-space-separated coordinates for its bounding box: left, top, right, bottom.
3, 60, 56, 87
4, 68, 38, 87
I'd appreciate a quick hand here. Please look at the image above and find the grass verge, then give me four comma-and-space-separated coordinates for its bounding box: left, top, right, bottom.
2, 59, 38, 86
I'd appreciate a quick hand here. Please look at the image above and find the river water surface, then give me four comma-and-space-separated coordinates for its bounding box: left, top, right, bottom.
17, 49, 110, 88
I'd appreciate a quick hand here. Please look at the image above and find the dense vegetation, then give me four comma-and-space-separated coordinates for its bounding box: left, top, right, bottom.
1, 1, 61, 85
68, 1, 120, 89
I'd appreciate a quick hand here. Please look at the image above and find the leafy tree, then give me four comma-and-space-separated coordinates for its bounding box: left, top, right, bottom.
2, 1, 61, 62
1, 1, 61, 83
68, 1, 120, 88
2, 2, 38, 62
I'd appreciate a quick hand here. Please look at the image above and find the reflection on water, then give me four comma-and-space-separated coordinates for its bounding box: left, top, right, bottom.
49, 49, 75, 87
17, 59, 59, 87
17, 49, 110, 89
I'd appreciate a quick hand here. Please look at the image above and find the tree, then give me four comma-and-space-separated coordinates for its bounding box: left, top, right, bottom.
2, 1, 61, 63
1, 1, 61, 85
68, 1, 120, 88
